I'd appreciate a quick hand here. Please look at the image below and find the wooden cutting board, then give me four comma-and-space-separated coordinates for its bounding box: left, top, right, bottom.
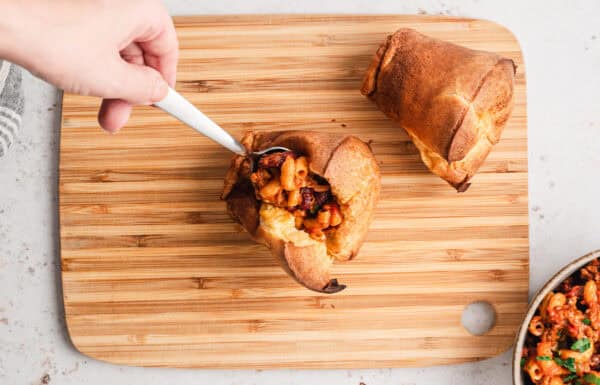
59, 15, 528, 369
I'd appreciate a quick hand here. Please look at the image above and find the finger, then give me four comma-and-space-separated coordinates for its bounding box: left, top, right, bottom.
97, 43, 142, 132
137, 14, 179, 87
98, 99, 133, 133
107, 57, 168, 104
117, 42, 160, 102
120, 42, 145, 65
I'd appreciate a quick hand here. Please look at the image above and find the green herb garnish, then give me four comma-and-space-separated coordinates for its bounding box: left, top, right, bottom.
520, 357, 526, 367
571, 337, 591, 352
583, 318, 591, 325
555, 356, 577, 373
584, 373, 600, 385
564, 373, 578, 382
536, 355, 552, 361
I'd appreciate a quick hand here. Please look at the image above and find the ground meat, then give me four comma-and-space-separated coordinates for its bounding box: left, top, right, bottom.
559, 277, 573, 293
257, 151, 295, 168
566, 285, 583, 298
249, 168, 271, 188
313, 191, 330, 209
591, 354, 600, 370
299, 187, 315, 211
298, 188, 333, 212
581, 260, 600, 281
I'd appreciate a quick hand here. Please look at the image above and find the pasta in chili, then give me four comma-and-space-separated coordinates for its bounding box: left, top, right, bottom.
522, 259, 600, 385
249, 150, 343, 241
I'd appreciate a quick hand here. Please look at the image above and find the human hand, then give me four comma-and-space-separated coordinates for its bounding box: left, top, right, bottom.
1, 0, 178, 132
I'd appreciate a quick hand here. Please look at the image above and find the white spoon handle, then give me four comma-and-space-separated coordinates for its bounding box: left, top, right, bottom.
154, 87, 246, 155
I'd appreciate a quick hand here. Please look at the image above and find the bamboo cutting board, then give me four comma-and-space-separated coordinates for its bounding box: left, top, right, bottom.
59, 15, 528, 369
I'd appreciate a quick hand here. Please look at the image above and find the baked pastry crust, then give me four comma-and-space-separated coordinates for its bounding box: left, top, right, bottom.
361, 28, 516, 191
222, 131, 381, 293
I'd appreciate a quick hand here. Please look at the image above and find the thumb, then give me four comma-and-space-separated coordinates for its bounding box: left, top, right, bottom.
109, 59, 168, 105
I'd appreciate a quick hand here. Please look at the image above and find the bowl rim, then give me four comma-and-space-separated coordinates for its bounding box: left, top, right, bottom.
512, 249, 600, 384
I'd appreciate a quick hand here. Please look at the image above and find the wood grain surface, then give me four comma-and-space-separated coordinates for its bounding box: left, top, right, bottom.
59, 15, 529, 369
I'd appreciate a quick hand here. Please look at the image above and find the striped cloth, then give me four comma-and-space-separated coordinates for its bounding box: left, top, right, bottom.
0, 60, 23, 157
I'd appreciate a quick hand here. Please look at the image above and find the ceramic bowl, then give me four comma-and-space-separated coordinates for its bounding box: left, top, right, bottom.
513, 250, 600, 384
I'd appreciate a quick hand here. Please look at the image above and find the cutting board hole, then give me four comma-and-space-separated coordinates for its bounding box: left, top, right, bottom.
461, 301, 496, 335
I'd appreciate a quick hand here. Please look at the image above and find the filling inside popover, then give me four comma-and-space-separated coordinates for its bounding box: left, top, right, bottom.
249, 150, 343, 241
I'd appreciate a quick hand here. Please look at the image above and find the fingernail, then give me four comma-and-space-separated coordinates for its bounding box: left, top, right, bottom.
152, 79, 169, 103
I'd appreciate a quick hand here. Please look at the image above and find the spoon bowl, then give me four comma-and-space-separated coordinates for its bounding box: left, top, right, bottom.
247, 146, 292, 171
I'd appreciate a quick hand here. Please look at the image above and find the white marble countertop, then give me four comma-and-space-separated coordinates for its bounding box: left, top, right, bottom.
1, 1, 599, 384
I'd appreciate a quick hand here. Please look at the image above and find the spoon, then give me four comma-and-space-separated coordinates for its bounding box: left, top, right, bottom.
154, 87, 290, 162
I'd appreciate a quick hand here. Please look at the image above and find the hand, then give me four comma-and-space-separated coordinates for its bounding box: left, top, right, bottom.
1, 0, 178, 132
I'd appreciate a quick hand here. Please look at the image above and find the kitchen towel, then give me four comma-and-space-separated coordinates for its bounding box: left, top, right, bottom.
0, 60, 23, 157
